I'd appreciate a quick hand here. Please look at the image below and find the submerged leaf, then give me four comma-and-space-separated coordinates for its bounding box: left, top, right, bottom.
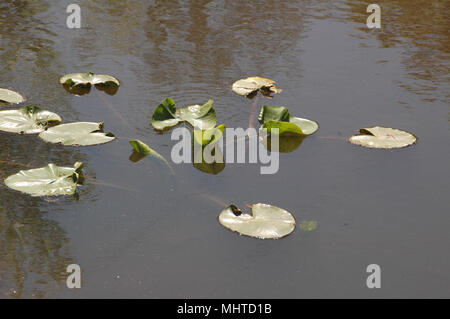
218, 203, 296, 239
259, 105, 318, 136
4, 162, 84, 197
0, 105, 62, 134
299, 221, 318, 232
349, 126, 417, 149
0, 88, 25, 105
60, 72, 120, 95
151, 98, 217, 130
129, 139, 174, 174
193, 146, 225, 175
232, 77, 282, 97
39, 122, 116, 146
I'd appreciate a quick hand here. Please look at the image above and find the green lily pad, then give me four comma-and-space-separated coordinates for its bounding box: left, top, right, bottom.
39, 122, 116, 146
60, 72, 120, 95
260, 134, 306, 153
218, 203, 296, 239
349, 126, 417, 149
232, 77, 282, 97
129, 139, 174, 174
152, 98, 217, 130
0, 105, 62, 134
4, 162, 84, 197
193, 124, 225, 146
0, 88, 25, 105
258, 105, 318, 136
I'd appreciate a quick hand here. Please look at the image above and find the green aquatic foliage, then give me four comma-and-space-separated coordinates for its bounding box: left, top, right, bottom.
259, 105, 319, 136
0, 88, 25, 105
4, 162, 84, 197
349, 126, 417, 149
299, 221, 318, 232
39, 122, 116, 146
218, 203, 296, 239
232, 76, 282, 97
152, 98, 217, 131
0, 105, 62, 134
60, 72, 120, 95
193, 124, 225, 146
193, 146, 225, 175
129, 139, 174, 174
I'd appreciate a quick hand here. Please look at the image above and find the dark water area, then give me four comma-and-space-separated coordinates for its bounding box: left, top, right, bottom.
0, 0, 449, 298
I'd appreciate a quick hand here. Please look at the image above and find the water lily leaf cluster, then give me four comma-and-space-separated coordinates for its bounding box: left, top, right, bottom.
232, 77, 282, 97
349, 126, 417, 149
152, 98, 217, 130
0, 105, 62, 134
218, 203, 296, 239
39, 122, 116, 146
4, 162, 84, 197
0, 88, 25, 105
259, 105, 318, 136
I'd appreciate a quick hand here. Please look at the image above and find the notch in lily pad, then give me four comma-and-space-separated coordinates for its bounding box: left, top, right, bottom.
0, 88, 25, 105
129, 139, 175, 175
349, 126, 417, 149
0, 105, 62, 134
259, 105, 319, 136
151, 98, 217, 131
4, 162, 84, 197
218, 203, 296, 239
232, 76, 282, 98
60, 72, 120, 95
39, 122, 116, 146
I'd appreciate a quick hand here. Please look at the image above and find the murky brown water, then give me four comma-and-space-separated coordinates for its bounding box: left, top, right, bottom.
0, 0, 449, 298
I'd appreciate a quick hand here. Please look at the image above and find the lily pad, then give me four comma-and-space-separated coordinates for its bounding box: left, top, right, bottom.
129, 139, 174, 174
232, 77, 282, 97
260, 134, 306, 153
4, 162, 84, 197
151, 98, 217, 130
60, 72, 120, 95
259, 105, 318, 136
0, 105, 62, 134
193, 124, 225, 146
349, 126, 417, 149
39, 122, 116, 146
218, 203, 296, 239
0, 88, 25, 105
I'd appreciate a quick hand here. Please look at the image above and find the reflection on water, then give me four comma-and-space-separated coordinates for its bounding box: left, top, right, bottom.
0, 0, 448, 298
344, 0, 449, 102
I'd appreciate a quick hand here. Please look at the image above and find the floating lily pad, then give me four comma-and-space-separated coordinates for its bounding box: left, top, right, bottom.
0, 88, 25, 105
232, 77, 282, 97
260, 134, 306, 153
39, 122, 116, 146
60, 72, 120, 95
0, 105, 62, 134
259, 105, 318, 136
4, 162, 84, 197
151, 98, 217, 130
349, 126, 417, 149
218, 203, 296, 239
193, 124, 225, 146
129, 139, 174, 174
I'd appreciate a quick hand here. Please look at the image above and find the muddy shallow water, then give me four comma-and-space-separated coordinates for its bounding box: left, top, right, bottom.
0, 0, 449, 298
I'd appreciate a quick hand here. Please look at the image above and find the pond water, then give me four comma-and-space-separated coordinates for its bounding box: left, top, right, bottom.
0, 0, 448, 298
